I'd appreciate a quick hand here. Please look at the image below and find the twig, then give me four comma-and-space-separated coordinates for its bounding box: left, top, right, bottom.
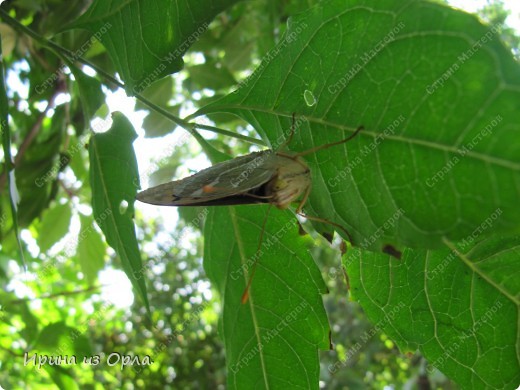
6, 284, 102, 305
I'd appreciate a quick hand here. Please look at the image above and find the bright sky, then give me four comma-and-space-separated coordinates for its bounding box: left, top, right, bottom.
450, 0, 520, 30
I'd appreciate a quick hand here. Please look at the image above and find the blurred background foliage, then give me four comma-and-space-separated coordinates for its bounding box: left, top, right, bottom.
0, 0, 517, 388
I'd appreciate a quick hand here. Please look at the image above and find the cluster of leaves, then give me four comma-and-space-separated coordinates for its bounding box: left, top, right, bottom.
0, 0, 519, 389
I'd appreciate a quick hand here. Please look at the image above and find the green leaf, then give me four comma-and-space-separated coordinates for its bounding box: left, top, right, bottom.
345, 234, 520, 389
133, 77, 180, 137
148, 165, 179, 188
35, 321, 92, 360
77, 214, 106, 283
36, 322, 73, 352
0, 33, 24, 266
46, 367, 79, 390
134, 77, 174, 111
67, 135, 89, 182
214, 6, 260, 72
142, 104, 181, 138
197, 0, 520, 252
204, 206, 330, 388
88, 112, 149, 310
70, 0, 242, 94
39, 0, 89, 35
184, 61, 236, 92
3, 300, 40, 342
37, 202, 72, 253
16, 105, 65, 227
178, 206, 208, 232
68, 64, 105, 131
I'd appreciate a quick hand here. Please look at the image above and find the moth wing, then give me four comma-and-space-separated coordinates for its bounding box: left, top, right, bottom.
136, 151, 278, 206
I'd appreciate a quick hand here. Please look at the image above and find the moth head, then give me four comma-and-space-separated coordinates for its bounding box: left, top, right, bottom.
272, 178, 288, 191
266, 155, 311, 209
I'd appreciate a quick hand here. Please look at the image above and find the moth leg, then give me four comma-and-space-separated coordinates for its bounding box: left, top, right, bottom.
294, 183, 353, 242
295, 125, 364, 158
297, 212, 354, 244
295, 184, 311, 214
241, 205, 273, 304
243, 193, 272, 201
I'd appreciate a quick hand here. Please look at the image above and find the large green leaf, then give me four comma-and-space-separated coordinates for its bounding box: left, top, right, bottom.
34, 321, 92, 360
184, 61, 237, 92
345, 235, 520, 389
0, 32, 24, 265
134, 77, 180, 138
88, 112, 148, 310
15, 105, 65, 227
68, 64, 105, 132
142, 104, 181, 138
77, 214, 106, 283
37, 202, 72, 253
204, 206, 330, 389
196, 0, 520, 253
70, 0, 241, 93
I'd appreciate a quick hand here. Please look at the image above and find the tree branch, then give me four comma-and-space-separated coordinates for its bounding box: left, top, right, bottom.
6, 284, 102, 305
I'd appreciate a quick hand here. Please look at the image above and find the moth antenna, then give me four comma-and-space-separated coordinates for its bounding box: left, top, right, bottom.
278, 113, 297, 150
295, 125, 364, 157
342, 267, 351, 291
241, 205, 273, 304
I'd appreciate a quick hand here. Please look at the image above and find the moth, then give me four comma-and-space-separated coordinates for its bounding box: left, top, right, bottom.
136, 116, 363, 302
136, 122, 362, 213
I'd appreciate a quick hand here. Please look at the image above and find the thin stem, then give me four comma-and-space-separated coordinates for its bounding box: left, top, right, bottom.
7, 284, 102, 304
194, 123, 266, 146
0, 346, 25, 358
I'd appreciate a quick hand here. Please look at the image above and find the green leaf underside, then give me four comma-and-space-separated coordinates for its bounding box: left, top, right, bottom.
67, 64, 105, 131
35, 321, 92, 359
0, 33, 25, 265
14, 104, 66, 227
37, 202, 72, 253
204, 206, 330, 389
78, 215, 106, 283
345, 234, 520, 389
89, 113, 148, 310
197, 0, 520, 252
70, 0, 241, 93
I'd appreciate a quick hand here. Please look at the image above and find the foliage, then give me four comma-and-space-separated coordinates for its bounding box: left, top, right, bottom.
0, 0, 518, 389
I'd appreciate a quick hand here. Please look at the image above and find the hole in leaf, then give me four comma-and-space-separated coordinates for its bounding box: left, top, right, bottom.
119, 200, 129, 215
304, 89, 316, 106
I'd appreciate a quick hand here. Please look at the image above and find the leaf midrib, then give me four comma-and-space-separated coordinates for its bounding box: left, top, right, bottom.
197, 105, 520, 171
443, 238, 519, 306
228, 207, 270, 390
91, 138, 132, 269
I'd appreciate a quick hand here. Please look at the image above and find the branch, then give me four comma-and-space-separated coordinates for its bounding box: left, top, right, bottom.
6, 284, 102, 305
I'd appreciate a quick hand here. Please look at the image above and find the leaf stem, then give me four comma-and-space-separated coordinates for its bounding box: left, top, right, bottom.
194, 123, 266, 146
